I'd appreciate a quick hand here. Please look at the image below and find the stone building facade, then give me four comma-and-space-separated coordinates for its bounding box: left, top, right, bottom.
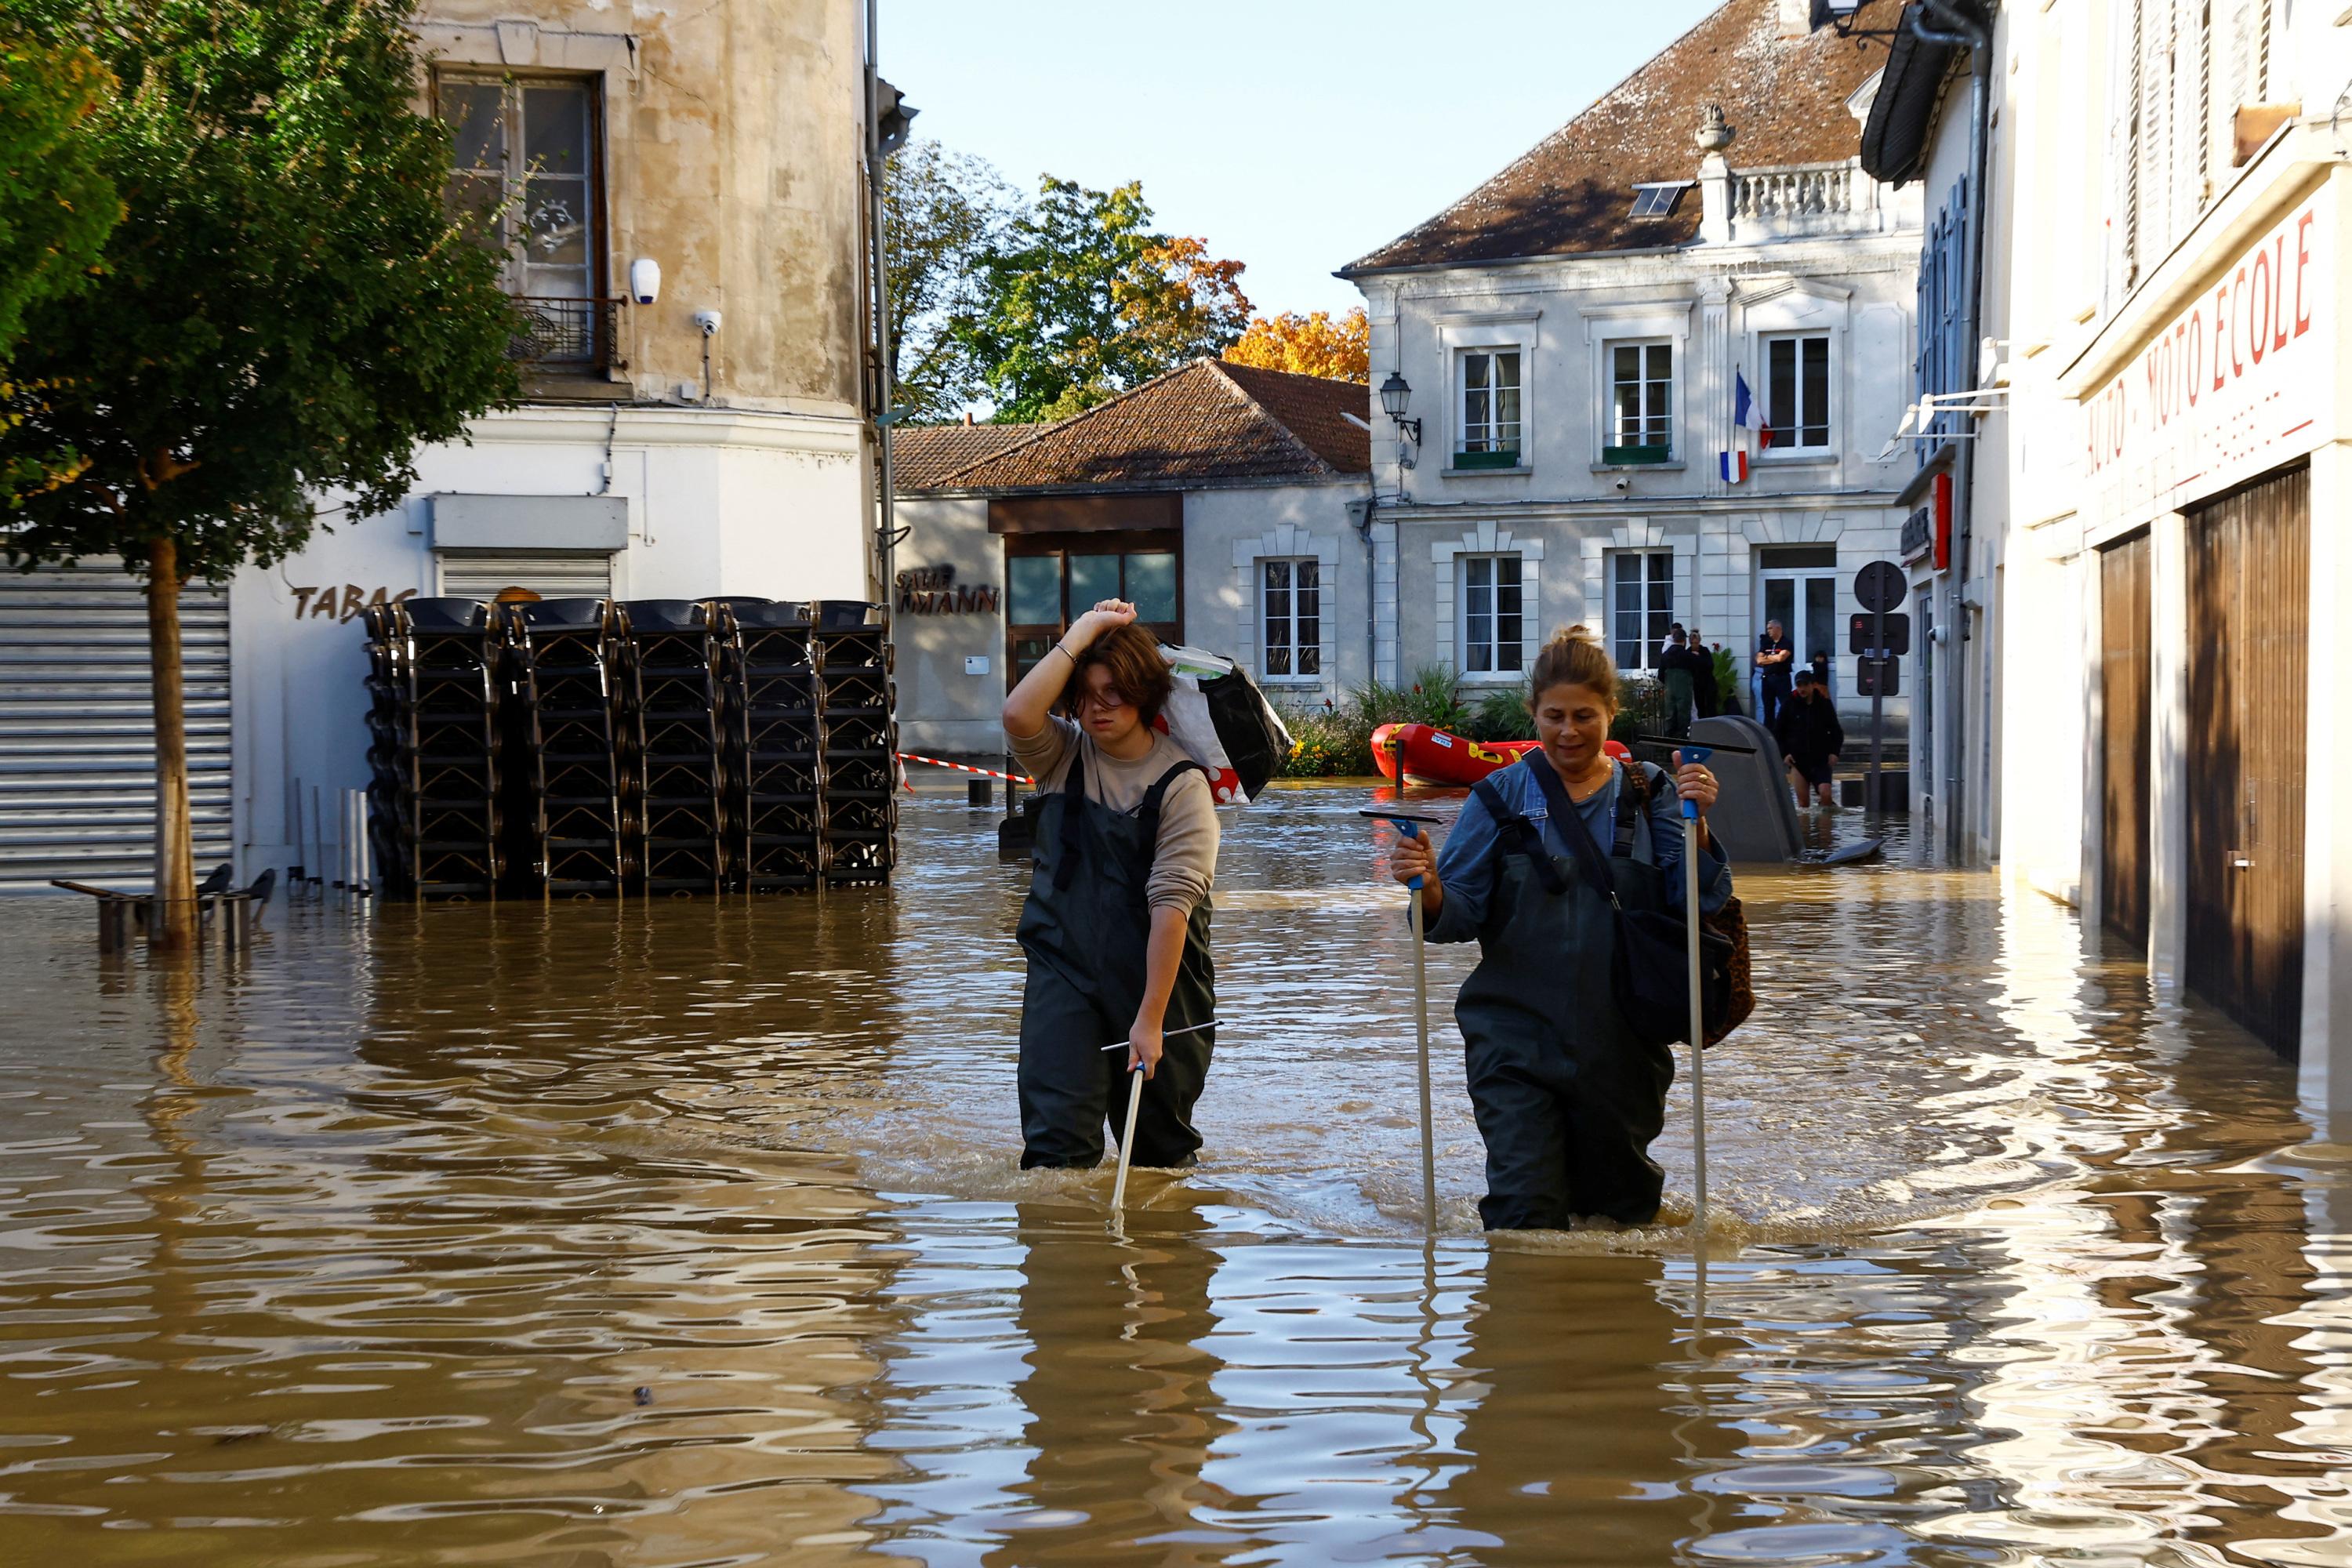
1341, 0, 1921, 745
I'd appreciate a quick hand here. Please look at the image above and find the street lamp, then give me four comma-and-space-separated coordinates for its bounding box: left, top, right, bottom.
1378, 371, 1422, 447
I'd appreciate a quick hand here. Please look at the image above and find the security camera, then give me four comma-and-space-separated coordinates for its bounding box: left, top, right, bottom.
693, 310, 722, 337
1612, 477, 1632, 493
629, 257, 661, 306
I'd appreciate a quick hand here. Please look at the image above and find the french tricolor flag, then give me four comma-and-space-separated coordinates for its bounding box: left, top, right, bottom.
1720, 370, 1759, 484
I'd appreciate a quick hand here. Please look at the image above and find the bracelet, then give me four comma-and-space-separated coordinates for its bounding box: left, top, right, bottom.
1051, 643, 1076, 662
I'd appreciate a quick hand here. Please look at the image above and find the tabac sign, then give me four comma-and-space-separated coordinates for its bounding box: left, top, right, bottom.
2085, 195, 2332, 523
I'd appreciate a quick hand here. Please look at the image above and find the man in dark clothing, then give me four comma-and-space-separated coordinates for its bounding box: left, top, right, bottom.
1755, 619, 1795, 731
1658, 625, 1696, 739
1773, 667, 1845, 808
1686, 628, 1719, 719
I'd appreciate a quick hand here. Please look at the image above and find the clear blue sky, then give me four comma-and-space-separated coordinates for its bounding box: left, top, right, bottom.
881, 0, 1724, 320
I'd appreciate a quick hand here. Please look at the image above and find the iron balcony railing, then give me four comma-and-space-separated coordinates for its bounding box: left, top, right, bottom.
509, 296, 625, 373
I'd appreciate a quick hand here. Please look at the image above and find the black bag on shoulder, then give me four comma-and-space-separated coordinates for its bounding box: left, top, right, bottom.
1534, 759, 1741, 1050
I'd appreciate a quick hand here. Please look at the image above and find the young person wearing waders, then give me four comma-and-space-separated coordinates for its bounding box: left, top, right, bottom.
1002, 599, 1220, 1170
1384, 626, 1731, 1229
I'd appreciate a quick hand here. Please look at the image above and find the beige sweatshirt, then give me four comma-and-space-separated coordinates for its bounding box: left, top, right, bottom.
1008, 716, 1219, 913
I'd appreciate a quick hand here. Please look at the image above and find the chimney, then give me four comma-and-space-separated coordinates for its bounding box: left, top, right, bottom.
1778, 0, 1810, 37
964, 411, 975, 426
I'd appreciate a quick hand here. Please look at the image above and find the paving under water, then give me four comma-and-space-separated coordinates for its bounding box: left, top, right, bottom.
1, 781, 2347, 1566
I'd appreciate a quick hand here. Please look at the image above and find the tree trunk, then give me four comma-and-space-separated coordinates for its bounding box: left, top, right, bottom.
146, 535, 196, 952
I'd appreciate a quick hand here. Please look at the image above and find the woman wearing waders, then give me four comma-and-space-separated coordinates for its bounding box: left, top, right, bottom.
1385, 626, 1730, 1229
1002, 599, 1219, 1170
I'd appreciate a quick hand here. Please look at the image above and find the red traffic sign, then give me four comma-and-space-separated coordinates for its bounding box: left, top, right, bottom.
1849, 612, 1911, 656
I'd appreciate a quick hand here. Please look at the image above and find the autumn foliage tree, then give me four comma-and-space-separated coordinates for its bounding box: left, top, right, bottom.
951, 176, 1251, 421
1224, 307, 1370, 383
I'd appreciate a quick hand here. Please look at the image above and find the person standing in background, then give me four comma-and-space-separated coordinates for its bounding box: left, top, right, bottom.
1658, 625, 1695, 739
1755, 619, 1795, 731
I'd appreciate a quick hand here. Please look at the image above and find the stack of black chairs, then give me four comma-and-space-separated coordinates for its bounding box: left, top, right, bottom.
358, 593, 893, 899
361, 598, 503, 898
622, 601, 728, 895
503, 599, 629, 896
718, 599, 824, 891
811, 600, 895, 884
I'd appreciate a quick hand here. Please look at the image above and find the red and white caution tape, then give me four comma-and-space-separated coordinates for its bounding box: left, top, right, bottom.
894, 752, 1035, 786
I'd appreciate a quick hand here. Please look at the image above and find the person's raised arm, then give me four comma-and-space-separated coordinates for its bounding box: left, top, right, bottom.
1002, 598, 1134, 739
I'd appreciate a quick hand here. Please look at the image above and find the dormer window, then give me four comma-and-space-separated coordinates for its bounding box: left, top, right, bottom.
1629, 182, 1691, 218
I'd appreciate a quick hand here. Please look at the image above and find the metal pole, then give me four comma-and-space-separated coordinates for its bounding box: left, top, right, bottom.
1869, 604, 1885, 811
1111, 1065, 1145, 1215
311, 783, 324, 902
1685, 809, 1708, 1238
865, 0, 898, 609
1408, 870, 1436, 1231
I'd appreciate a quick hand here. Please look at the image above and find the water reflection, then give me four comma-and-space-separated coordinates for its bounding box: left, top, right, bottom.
0, 786, 2347, 1565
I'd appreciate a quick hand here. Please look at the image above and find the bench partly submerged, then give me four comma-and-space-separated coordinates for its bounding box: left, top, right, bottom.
49, 867, 277, 954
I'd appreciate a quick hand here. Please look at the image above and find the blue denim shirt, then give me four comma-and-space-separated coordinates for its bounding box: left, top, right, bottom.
1425, 760, 1731, 946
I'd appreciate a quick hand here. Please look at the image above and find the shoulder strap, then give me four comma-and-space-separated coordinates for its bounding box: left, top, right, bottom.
1051, 750, 1088, 890
1525, 753, 1621, 909
1612, 760, 1650, 857
1476, 770, 1567, 896
1139, 758, 1204, 819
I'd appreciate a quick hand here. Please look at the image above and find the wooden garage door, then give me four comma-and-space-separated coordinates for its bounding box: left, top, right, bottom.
2100, 530, 2152, 951
2185, 465, 2308, 1057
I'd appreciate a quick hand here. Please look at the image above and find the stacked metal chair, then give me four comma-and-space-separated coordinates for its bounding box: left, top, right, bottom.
716, 598, 823, 891
620, 601, 728, 895
503, 598, 630, 896
362, 597, 503, 898
811, 600, 895, 884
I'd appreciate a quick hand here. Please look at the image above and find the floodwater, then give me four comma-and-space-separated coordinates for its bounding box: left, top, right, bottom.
2, 782, 2348, 1566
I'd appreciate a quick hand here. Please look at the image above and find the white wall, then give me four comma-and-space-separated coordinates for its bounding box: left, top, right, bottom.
1183, 481, 1372, 715
228, 405, 865, 871
891, 495, 1003, 759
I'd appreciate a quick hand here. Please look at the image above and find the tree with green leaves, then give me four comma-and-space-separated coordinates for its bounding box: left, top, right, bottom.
0, 20, 122, 501
951, 176, 1250, 422
0, 0, 518, 949
884, 139, 1018, 425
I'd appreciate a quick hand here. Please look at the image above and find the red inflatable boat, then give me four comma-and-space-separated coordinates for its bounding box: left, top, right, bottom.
1371, 723, 1541, 786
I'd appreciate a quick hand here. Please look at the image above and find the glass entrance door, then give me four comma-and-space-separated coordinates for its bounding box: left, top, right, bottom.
1004, 534, 1181, 685
1759, 570, 1838, 691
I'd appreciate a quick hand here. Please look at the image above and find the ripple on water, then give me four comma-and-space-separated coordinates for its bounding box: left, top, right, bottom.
0, 789, 2336, 1566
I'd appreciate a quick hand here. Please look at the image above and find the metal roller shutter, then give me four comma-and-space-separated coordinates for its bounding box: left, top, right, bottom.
437, 551, 614, 601
0, 560, 234, 891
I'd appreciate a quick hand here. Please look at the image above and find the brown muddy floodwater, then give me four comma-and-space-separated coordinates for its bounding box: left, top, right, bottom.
3, 781, 2350, 1567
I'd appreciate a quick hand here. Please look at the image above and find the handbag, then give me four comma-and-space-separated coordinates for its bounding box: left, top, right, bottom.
1536, 758, 1751, 1050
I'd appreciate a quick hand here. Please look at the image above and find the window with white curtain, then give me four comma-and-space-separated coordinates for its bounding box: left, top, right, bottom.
1460, 554, 1524, 674
1610, 550, 1674, 672
1260, 557, 1322, 679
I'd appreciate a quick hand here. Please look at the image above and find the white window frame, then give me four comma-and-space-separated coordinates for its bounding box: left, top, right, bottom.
1458, 553, 1526, 677
1608, 549, 1675, 673
1760, 330, 1833, 452
1455, 347, 1524, 463
1258, 555, 1324, 684
1603, 338, 1675, 458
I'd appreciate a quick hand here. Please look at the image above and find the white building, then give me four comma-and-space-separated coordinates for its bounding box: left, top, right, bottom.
1871, 0, 2352, 1120
0, 0, 877, 891
891, 360, 1373, 760
1338, 0, 1922, 753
